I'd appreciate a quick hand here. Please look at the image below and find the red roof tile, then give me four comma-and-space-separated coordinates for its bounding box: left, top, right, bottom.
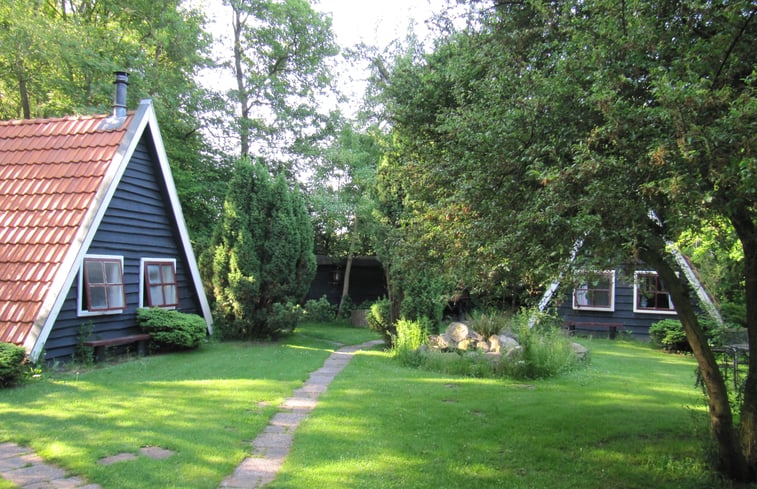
0, 113, 133, 345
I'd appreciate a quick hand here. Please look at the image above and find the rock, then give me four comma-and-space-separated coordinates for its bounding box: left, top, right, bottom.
476, 340, 490, 352
485, 351, 502, 365
572, 342, 589, 361
488, 335, 501, 353
447, 322, 470, 343
498, 334, 519, 351
469, 330, 484, 342
456, 338, 472, 351
428, 335, 449, 350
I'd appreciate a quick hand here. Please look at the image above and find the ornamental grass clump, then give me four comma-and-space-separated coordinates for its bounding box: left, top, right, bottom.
391, 317, 430, 366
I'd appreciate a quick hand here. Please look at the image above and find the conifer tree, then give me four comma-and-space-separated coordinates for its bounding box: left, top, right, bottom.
205, 158, 316, 338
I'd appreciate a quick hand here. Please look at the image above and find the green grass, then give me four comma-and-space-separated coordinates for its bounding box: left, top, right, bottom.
0, 324, 732, 488
0, 324, 379, 489
273, 339, 723, 489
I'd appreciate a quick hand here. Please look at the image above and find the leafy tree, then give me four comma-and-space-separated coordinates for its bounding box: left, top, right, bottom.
223, 0, 339, 172
377, 0, 757, 480
204, 157, 316, 339
308, 123, 382, 315
0, 0, 226, 251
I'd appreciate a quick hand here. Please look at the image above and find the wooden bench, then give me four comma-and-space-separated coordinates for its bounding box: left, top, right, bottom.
83, 334, 152, 361
564, 321, 623, 339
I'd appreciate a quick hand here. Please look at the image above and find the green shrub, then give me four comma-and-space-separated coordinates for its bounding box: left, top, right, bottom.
267, 302, 305, 337
0, 343, 27, 388
366, 298, 393, 343
304, 296, 336, 322
392, 317, 430, 366
137, 308, 207, 350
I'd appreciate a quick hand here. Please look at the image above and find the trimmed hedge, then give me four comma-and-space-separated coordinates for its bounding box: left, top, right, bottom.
137, 308, 207, 350
0, 342, 27, 388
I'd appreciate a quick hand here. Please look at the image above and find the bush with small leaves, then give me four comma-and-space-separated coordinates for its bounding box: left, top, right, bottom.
137, 308, 207, 350
304, 295, 336, 322
366, 298, 393, 343
267, 302, 305, 337
0, 342, 26, 388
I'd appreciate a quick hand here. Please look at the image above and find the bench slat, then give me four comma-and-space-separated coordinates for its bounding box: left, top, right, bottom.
83, 334, 152, 348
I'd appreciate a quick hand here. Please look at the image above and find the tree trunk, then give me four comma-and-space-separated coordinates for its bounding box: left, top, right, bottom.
338, 252, 354, 318
15, 61, 31, 119
231, 6, 250, 157
729, 206, 757, 480
337, 217, 360, 317
641, 248, 750, 480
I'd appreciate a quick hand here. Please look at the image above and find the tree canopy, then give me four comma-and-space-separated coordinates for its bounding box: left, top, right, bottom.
375, 0, 756, 479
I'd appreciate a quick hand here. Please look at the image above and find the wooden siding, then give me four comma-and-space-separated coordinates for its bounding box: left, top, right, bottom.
43, 132, 203, 360
556, 274, 677, 339
306, 256, 386, 307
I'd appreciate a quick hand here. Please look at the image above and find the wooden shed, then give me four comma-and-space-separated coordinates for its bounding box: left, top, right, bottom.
0, 75, 212, 362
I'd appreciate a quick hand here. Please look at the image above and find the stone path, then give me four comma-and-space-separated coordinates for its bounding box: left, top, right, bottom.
0, 443, 102, 489
0, 339, 383, 489
219, 339, 383, 488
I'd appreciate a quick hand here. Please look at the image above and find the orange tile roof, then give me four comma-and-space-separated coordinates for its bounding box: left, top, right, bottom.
0, 113, 133, 345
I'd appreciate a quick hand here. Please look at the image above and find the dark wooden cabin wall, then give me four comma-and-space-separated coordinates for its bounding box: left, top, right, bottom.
44, 132, 203, 360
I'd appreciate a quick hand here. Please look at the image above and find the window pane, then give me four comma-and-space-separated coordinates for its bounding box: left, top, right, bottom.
108, 285, 125, 308
161, 264, 175, 282
590, 290, 610, 306
147, 264, 161, 283
86, 263, 104, 283
149, 286, 164, 306
104, 262, 122, 283
574, 272, 613, 310
163, 285, 177, 305
89, 287, 107, 309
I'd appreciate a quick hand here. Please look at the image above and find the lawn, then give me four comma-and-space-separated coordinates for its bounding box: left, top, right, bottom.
0, 323, 733, 488
0, 322, 379, 489
274, 338, 723, 489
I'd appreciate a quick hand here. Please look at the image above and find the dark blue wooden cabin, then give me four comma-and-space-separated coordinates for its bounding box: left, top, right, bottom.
0, 85, 212, 363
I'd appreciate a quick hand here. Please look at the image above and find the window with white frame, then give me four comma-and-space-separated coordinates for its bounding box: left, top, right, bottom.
141, 258, 179, 308
79, 255, 126, 315
572, 270, 615, 311
634, 271, 676, 314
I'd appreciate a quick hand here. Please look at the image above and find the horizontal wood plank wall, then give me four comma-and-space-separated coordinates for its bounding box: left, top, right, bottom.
556, 273, 678, 339
44, 133, 203, 361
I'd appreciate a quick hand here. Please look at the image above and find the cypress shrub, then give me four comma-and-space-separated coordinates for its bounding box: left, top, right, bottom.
203, 158, 316, 339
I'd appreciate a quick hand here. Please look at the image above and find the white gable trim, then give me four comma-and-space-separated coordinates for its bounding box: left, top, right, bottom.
28, 100, 212, 362
140, 100, 213, 331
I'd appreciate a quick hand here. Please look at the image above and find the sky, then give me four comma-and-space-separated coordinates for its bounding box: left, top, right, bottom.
315, 0, 443, 47
197, 0, 450, 114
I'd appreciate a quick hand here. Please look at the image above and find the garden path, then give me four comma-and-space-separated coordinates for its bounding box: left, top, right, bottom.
0, 339, 384, 489
219, 339, 384, 488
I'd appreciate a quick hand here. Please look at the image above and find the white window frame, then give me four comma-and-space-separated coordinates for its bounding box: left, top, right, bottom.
633, 270, 677, 315
77, 255, 126, 317
139, 258, 179, 309
572, 270, 616, 312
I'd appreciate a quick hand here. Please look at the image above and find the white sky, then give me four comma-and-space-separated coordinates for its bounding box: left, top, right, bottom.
315, 0, 443, 48
197, 0, 449, 115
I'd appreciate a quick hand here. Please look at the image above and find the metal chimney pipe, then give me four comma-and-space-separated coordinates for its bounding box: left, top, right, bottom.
113, 71, 129, 118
